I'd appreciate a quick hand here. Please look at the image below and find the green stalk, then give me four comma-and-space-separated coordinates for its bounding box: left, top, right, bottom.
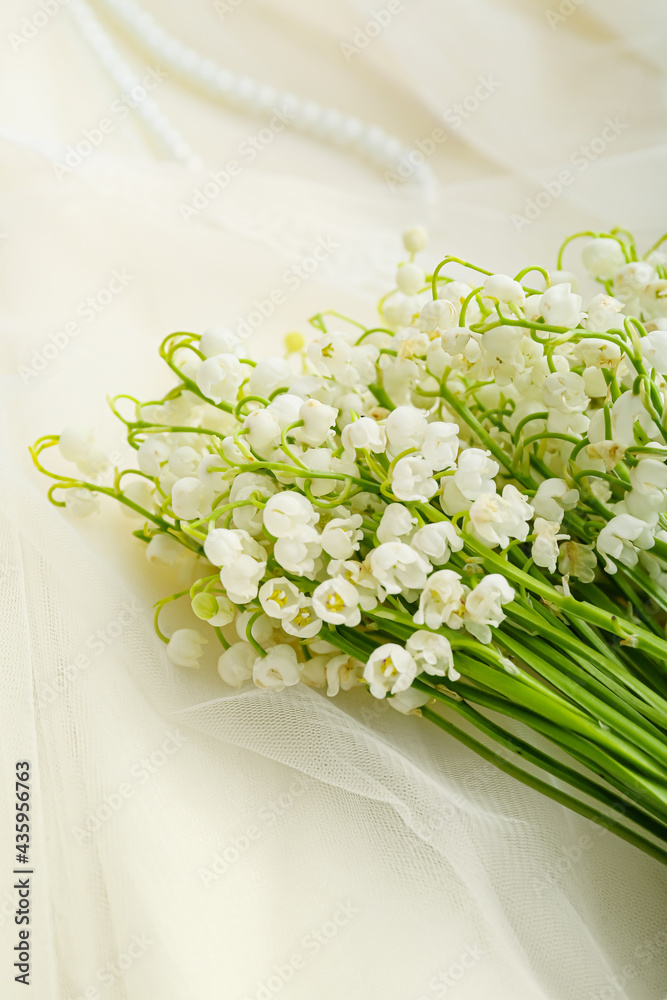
497, 631, 667, 766
506, 604, 667, 718
443, 659, 667, 821
508, 628, 667, 737
413, 678, 667, 844
420, 706, 667, 866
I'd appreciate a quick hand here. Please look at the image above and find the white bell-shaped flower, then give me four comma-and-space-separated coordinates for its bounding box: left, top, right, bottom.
171, 477, 210, 520
312, 576, 361, 626
581, 238, 626, 280
420, 421, 459, 471
391, 455, 437, 502
196, 353, 245, 404
263, 491, 317, 538
364, 643, 417, 699
258, 577, 301, 620
341, 417, 387, 456
406, 631, 457, 679
253, 645, 301, 692
295, 399, 338, 448
367, 542, 430, 595
200, 327, 240, 358
538, 284, 584, 329
217, 642, 255, 687
597, 514, 655, 573
167, 629, 208, 669
463, 574, 515, 644
483, 273, 525, 306
220, 554, 266, 604
412, 521, 463, 566
414, 569, 466, 630
376, 503, 417, 544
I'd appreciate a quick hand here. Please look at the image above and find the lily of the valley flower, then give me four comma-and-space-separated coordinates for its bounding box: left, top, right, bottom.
468, 485, 533, 549
597, 514, 655, 573
367, 542, 430, 596
263, 491, 318, 537
364, 643, 418, 699
406, 631, 458, 679
532, 518, 569, 574
341, 416, 387, 456
259, 578, 301, 620
167, 629, 208, 669
253, 645, 301, 691
463, 574, 515, 644
391, 455, 437, 502
413, 569, 467, 630
196, 353, 246, 404
411, 521, 463, 566
312, 576, 361, 626
217, 642, 255, 687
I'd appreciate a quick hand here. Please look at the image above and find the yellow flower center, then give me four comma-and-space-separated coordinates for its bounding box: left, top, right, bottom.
271, 588, 288, 608
325, 592, 345, 613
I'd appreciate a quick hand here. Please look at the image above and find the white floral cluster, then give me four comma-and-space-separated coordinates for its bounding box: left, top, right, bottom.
54, 226, 667, 713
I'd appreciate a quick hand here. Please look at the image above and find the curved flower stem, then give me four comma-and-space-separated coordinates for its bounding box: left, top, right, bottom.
437, 383, 535, 489
159, 334, 235, 414
153, 589, 190, 643
430, 256, 493, 301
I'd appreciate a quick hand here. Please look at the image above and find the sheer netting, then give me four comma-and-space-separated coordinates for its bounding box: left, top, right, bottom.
1, 1, 667, 997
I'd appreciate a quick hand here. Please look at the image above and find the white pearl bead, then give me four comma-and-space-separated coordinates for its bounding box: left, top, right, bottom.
162, 38, 184, 61
319, 109, 344, 141
199, 59, 219, 86
338, 117, 364, 145
293, 100, 322, 130
254, 85, 278, 113
276, 92, 300, 119
80, 0, 414, 179
230, 76, 257, 107
179, 49, 200, 74
215, 69, 235, 94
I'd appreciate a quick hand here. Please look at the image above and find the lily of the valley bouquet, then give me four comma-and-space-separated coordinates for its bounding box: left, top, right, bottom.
33, 226, 667, 863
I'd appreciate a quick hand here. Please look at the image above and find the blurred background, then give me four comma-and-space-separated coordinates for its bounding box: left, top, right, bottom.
1, 3, 666, 998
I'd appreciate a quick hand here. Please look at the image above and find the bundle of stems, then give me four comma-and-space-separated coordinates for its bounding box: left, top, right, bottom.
31, 226, 667, 865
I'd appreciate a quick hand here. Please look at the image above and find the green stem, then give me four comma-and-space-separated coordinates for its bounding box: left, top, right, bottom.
420, 705, 667, 865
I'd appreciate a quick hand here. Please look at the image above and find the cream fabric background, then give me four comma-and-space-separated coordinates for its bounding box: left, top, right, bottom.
1, 1, 667, 998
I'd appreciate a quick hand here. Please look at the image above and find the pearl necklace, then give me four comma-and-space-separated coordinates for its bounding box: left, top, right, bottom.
69, 0, 200, 166
71, 0, 431, 183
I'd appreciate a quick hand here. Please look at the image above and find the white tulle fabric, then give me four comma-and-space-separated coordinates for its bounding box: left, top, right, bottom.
1, 1, 667, 997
